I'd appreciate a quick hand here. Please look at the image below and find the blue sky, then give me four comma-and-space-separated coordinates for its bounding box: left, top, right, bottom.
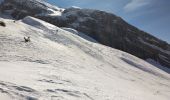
47, 0, 170, 43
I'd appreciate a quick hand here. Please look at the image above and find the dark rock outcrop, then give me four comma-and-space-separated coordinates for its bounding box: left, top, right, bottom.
0, 0, 63, 19
0, 21, 6, 27
61, 8, 170, 68
0, 0, 170, 68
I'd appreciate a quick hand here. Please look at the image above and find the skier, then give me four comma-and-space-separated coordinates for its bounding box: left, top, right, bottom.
24, 36, 31, 43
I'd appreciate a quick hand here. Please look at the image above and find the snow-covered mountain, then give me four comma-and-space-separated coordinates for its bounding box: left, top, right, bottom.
0, 0, 63, 19
0, 14, 169, 100
0, 0, 170, 100
0, 0, 170, 68
42, 7, 170, 68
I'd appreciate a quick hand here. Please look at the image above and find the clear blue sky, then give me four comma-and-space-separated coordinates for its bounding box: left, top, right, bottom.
47, 0, 170, 43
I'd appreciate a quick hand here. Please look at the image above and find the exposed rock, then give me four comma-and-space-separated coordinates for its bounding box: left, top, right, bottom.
0, 21, 6, 27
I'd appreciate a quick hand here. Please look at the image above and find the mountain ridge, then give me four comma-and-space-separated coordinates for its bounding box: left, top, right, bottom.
0, 0, 170, 68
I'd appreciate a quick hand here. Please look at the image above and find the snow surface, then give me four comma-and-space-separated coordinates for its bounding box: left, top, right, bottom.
0, 16, 170, 100
61, 27, 98, 43
70, 6, 82, 9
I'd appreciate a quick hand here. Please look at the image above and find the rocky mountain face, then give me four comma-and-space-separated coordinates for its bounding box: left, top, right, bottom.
0, 0, 170, 68
0, 0, 63, 19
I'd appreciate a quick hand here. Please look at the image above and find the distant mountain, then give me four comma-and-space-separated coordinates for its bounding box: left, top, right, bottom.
1, 0, 170, 68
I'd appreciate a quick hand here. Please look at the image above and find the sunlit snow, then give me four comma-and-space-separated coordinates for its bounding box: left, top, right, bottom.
0, 16, 169, 100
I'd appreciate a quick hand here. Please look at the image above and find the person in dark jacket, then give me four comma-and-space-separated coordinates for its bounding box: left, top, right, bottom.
24, 36, 31, 42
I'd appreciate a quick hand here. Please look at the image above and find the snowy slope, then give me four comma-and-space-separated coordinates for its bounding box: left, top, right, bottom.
61, 27, 98, 43
1, 0, 170, 68
0, 16, 170, 100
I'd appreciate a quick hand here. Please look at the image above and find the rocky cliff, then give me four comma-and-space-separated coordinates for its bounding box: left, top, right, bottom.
0, 0, 170, 68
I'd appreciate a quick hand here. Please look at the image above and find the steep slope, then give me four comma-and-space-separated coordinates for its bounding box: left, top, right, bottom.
0, 16, 170, 100
61, 8, 170, 65
0, 0, 170, 68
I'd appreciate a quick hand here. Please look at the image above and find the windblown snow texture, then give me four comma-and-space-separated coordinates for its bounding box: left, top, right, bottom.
0, 16, 169, 100
1, 0, 169, 68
